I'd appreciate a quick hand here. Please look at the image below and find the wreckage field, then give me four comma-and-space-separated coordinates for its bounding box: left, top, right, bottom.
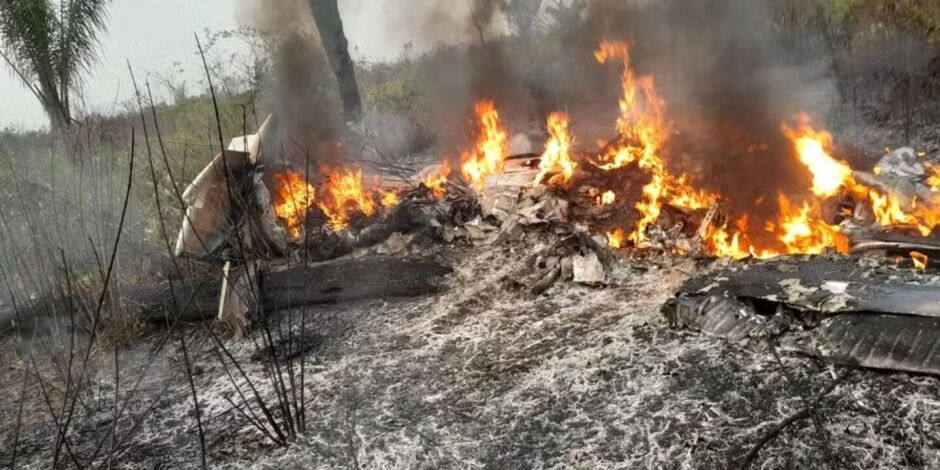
4, 0, 940, 468
180, 250, 940, 468
4, 239, 940, 468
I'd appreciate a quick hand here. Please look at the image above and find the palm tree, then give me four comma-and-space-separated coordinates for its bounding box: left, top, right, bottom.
0, 0, 113, 132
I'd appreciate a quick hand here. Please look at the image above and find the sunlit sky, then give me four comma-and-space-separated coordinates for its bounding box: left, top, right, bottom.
0, 0, 477, 130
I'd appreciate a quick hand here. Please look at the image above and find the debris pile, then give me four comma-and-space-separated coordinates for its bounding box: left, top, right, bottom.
664, 256, 940, 375
164, 55, 940, 382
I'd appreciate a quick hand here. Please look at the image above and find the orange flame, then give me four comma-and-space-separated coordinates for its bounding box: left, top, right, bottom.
534, 112, 577, 186
273, 169, 399, 236
590, 44, 851, 257
461, 100, 509, 191
702, 195, 848, 260
785, 116, 938, 237
870, 190, 917, 227
912, 200, 940, 237
912, 251, 928, 271
415, 42, 939, 260
777, 195, 850, 255
381, 190, 399, 209
867, 192, 937, 237
593, 40, 717, 243
425, 161, 451, 198
668, 175, 718, 210
273, 172, 317, 238
318, 168, 378, 231
927, 163, 940, 192
705, 225, 752, 260
594, 41, 666, 243
632, 174, 666, 244
607, 228, 625, 249
782, 116, 855, 198
594, 41, 668, 172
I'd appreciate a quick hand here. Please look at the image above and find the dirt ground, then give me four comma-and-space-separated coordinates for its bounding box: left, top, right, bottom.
2, 232, 939, 469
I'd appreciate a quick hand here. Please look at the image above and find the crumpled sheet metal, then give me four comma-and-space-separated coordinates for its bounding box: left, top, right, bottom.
663, 294, 940, 376
663, 295, 771, 342
787, 313, 940, 375
174, 149, 252, 257
572, 251, 605, 285
682, 256, 940, 318
853, 147, 940, 214
175, 115, 275, 258
480, 184, 570, 245
875, 147, 925, 180
665, 256, 940, 375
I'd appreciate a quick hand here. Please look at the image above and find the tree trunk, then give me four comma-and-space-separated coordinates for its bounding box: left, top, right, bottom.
310, 0, 363, 125
43, 100, 70, 133
37, 80, 71, 132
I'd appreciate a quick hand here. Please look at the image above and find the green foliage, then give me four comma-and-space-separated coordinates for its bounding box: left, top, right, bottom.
827, 0, 861, 24
358, 59, 421, 116
821, 0, 940, 41
894, 0, 940, 43
0, 88, 256, 275
0, 0, 113, 130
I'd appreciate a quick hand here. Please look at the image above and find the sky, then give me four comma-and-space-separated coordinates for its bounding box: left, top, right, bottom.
0, 0, 475, 130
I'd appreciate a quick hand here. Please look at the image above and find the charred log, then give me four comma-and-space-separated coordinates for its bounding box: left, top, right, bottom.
135, 277, 226, 324
262, 256, 451, 311
303, 202, 431, 261
136, 256, 450, 324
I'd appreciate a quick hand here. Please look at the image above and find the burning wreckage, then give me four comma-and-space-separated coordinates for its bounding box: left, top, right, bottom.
169, 41, 940, 376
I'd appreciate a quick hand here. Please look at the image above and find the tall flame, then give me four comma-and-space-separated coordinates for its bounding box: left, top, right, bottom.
706, 225, 751, 260
701, 119, 855, 259
668, 175, 717, 211
273, 172, 317, 238
776, 195, 850, 255
594, 41, 668, 172
461, 100, 510, 191
593, 40, 716, 243
380, 190, 399, 208
403, 42, 940, 260
869, 190, 917, 227
782, 116, 854, 198
534, 112, 577, 186
589, 44, 852, 257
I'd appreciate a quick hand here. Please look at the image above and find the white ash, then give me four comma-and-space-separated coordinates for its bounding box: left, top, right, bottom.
2, 241, 939, 469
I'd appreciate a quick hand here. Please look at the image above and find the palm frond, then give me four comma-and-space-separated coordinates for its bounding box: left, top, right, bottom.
0, 0, 113, 128
56, 0, 113, 87
0, 0, 57, 91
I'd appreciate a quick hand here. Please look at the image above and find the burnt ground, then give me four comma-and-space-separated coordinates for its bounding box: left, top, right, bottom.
2, 232, 939, 469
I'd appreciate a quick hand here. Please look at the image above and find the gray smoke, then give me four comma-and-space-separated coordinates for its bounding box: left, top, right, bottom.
561, 0, 839, 237
652, 0, 833, 233
235, 0, 842, 226
237, 0, 343, 166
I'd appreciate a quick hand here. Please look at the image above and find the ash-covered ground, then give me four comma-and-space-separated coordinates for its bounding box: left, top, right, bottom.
2, 234, 940, 469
